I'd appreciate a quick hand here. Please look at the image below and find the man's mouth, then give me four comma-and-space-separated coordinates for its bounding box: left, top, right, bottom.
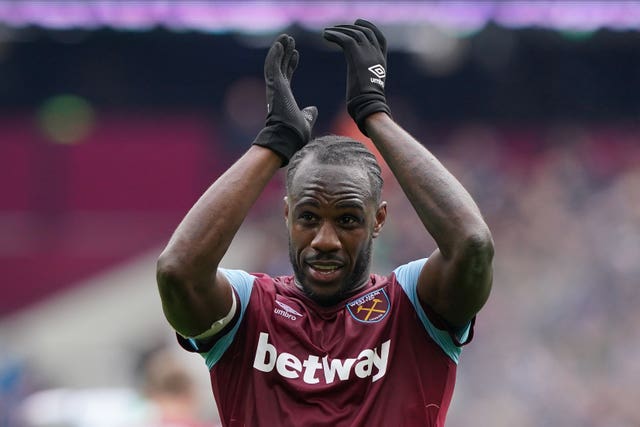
305, 261, 344, 281
311, 265, 339, 273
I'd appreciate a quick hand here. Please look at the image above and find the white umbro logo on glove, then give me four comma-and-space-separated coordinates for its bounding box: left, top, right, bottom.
368, 64, 386, 78
368, 64, 386, 88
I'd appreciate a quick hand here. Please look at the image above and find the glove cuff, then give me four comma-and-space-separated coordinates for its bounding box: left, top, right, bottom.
348, 94, 391, 136
252, 124, 305, 167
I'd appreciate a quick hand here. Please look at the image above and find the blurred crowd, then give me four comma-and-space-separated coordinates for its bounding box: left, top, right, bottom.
439, 122, 639, 427
1, 343, 220, 427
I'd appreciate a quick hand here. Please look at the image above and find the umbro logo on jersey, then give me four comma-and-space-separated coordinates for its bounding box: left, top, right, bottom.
347, 289, 390, 323
368, 64, 386, 78
275, 300, 303, 316
274, 299, 303, 320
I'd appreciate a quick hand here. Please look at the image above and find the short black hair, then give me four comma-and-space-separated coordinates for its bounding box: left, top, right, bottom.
286, 135, 383, 203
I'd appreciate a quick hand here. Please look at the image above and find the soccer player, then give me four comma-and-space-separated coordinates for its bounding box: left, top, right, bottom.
157, 19, 493, 426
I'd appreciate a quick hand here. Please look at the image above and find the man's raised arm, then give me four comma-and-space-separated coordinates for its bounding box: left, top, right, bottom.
156, 34, 317, 338
324, 19, 493, 329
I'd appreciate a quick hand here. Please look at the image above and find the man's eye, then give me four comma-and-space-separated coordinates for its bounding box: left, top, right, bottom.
339, 215, 360, 225
299, 212, 316, 222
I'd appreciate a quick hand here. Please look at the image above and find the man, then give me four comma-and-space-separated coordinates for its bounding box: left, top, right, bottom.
139, 347, 219, 427
157, 19, 493, 427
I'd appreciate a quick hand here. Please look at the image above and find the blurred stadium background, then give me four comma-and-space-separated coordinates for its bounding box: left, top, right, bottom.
0, 1, 639, 426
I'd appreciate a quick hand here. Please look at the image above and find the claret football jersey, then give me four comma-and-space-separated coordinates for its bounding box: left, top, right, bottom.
178, 259, 473, 427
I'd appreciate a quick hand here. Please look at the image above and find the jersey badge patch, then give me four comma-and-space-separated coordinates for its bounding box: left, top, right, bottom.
347, 289, 390, 323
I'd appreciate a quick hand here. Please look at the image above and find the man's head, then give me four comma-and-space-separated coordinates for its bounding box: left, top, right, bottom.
284, 135, 387, 306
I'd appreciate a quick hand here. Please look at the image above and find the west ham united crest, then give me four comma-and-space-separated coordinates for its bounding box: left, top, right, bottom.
347, 289, 390, 323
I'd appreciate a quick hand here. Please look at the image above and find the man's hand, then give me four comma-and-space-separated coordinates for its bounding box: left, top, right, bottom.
324, 19, 391, 136
252, 34, 318, 166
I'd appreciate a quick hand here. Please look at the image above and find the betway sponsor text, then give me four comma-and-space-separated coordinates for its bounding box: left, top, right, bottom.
253, 332, 390, 384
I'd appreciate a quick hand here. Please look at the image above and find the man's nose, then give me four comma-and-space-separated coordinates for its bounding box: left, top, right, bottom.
311, 221, 341, 252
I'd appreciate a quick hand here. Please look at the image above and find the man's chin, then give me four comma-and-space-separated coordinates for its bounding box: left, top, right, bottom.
295, 277, 345, 306
297, 277, 369, 307
306, 289, 346, 307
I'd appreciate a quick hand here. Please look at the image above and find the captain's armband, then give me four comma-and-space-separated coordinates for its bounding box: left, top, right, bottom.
188, 291, 238, 340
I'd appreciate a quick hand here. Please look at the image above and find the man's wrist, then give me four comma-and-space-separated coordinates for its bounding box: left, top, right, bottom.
361, 110, 392, 137
252, 124, 305, 167
348, 95, 391, 137
249, 143, 289, 168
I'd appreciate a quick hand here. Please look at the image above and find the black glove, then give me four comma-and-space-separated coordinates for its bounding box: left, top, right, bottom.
252, 34, 318, 166
324, 19, 391, 136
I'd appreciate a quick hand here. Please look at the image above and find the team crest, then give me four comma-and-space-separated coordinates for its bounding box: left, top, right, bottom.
346, 289, 390, 323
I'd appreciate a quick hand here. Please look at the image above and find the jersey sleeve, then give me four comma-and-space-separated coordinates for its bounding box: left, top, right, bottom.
394, 259, 472, 364
178, 268, 255, 370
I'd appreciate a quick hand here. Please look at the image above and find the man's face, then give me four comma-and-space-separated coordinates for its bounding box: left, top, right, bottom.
285, 158, 386, 306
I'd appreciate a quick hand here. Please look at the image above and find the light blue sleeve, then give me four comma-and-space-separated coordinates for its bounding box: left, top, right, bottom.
394, 259, 471, 364
189, 268, 255, 370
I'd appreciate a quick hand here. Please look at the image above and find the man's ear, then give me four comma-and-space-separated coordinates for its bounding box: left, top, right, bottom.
373, 201, 387, 238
